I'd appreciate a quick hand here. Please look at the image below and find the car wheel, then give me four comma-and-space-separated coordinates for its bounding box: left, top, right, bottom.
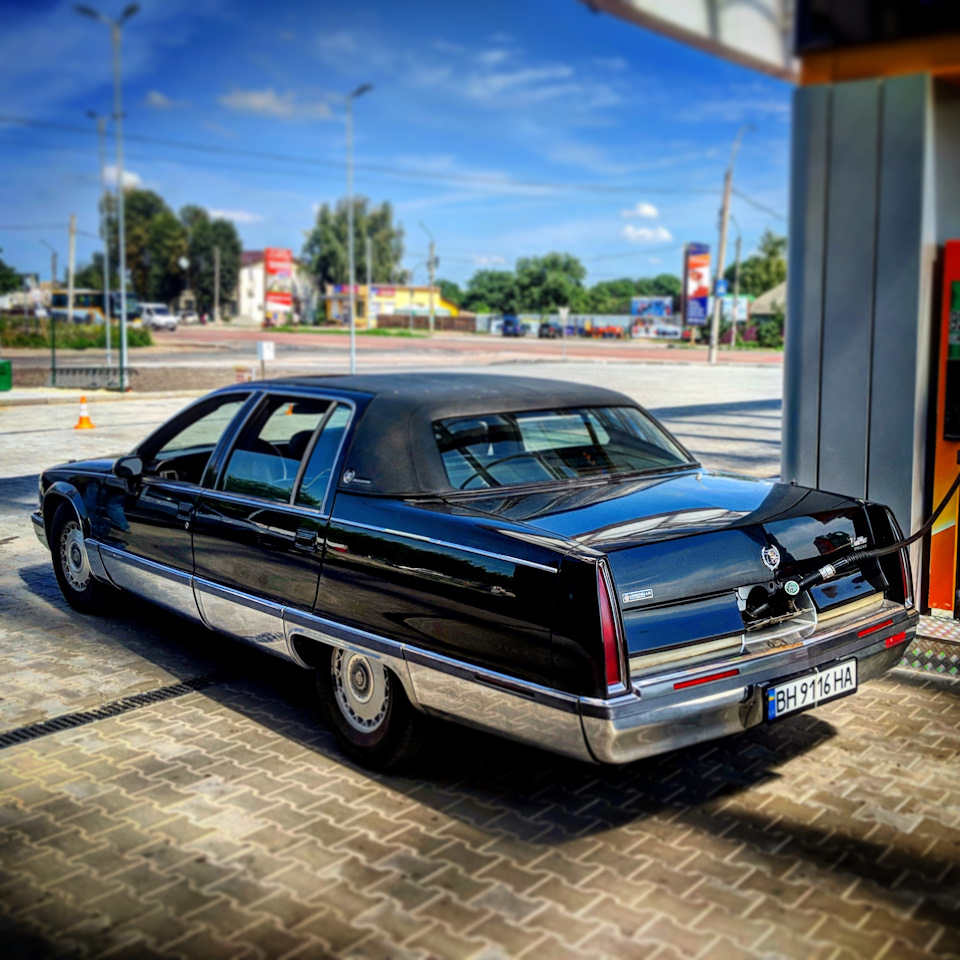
316, 646, 427, 771
50, 503, 108, 613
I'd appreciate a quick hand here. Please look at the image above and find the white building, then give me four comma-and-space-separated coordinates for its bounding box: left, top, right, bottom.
236, 250, 319, 325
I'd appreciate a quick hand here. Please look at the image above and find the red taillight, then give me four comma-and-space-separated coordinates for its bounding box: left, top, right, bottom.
674, 668, 740, 691
858, 618, 894, 638
885, 630, 907, 648
597, 565, 624, 688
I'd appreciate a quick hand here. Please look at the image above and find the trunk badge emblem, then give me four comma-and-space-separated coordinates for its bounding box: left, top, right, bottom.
622, 589, 653, 603
761, 545, 781, 570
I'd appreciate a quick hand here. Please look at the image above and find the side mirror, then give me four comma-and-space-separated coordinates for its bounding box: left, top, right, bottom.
113, 455, 143, 480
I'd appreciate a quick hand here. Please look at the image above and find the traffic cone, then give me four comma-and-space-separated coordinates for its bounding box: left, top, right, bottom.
74, 396, 95, 430
285, 403, 294, 415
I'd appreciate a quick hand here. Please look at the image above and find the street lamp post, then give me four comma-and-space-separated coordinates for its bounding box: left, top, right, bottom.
707, 124, 753, 365
86, 110, 112, 368
75, 3, 139, 390
345, 83, 372, 375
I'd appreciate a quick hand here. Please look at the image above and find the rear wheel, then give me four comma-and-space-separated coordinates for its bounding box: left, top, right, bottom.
316, 646, 428, 771
50, 503, 108, 613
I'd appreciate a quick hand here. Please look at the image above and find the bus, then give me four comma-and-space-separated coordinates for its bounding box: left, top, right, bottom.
50, 289, 142, 323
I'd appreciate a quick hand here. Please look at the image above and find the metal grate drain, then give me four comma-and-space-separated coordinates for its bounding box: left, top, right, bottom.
0, 673, 229, 750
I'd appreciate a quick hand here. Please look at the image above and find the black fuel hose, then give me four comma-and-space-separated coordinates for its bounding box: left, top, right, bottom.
752, 469, 960, 617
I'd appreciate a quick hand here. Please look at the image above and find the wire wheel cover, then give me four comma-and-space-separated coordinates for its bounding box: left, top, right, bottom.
60, 520, 90, 592
332, 649, 390, 733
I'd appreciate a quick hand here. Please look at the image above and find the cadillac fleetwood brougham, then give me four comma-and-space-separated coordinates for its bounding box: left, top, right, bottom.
33, 374, 919, 769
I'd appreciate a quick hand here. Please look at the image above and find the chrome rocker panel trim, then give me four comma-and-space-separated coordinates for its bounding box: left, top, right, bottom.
78, 540, 917, 766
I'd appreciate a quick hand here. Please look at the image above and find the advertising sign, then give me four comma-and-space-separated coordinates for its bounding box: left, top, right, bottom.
264, 248, 293, 321
683, 243, 711, 326
630, 296, 673, 319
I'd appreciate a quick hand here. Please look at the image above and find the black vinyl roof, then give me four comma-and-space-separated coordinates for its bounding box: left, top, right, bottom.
251, 373, 645, 496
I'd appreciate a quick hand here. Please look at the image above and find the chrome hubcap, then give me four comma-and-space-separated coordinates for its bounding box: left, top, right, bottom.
60, 520, 90, 592
332, 649, 389, 733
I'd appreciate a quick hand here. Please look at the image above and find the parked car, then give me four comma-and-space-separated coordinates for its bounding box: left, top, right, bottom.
141, 303, 178, 331
538, 320, 563, 339
32, 373, 918, 770
501, 316, 527, 337
178, 309, 200, 324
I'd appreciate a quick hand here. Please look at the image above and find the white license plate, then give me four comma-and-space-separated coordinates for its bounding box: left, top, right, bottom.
765, 659, 858, 721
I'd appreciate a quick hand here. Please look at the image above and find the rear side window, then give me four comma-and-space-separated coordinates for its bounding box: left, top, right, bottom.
434, 406, 692, 490
296, 404, 352, 510
219, 397, 331, 503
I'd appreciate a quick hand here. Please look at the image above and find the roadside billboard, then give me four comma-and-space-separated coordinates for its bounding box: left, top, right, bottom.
264, 248, 293, 321
683, 243, 711, 326
630, 296, 673, 319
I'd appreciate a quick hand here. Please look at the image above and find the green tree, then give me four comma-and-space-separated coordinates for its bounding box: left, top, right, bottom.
179, 204, 209, 238
635, 274, 681, 297
146, 211, 188, 304
588, 278, 635, 314
103, 188, 172, 295
725, 229, 786, 298
73, 253, 106, 291
436, 279, 463, 307
302, 197, 404, 288
463, 270, 518, 314
189, 218, 241, 315
515, 252, 586, 314
0, 251, 21, 294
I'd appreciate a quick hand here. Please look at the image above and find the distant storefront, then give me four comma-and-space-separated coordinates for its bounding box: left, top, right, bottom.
326, 284, 459, 326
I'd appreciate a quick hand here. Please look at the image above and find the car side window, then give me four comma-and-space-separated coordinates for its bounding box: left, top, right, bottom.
219, 396, 332, 503
296, 403, 352, 511
144, 394, 249, 485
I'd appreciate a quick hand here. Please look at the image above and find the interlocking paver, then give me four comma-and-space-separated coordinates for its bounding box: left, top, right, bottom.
3, 385, 960, 959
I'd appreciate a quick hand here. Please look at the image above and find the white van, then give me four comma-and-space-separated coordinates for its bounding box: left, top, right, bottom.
141, 303, 178, 331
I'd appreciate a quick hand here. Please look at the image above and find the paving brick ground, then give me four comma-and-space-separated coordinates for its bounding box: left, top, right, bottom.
1, 364, 958, 959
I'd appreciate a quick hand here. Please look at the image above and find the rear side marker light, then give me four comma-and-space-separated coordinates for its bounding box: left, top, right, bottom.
885, 631, 907, 648
858, 618, 894, 638
674, 668, 740, 691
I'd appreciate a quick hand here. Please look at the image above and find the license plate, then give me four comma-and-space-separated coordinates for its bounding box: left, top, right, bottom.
765, 658, 858, 721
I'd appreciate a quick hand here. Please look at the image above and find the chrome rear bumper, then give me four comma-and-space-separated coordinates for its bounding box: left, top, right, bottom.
580, 602, 918, 764
31, 510, 48, 549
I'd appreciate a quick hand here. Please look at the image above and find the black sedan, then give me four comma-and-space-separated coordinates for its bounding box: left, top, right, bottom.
33, 373, 918, 770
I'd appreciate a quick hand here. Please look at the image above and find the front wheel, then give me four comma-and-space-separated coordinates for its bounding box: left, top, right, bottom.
50, 503, 109, 613
316, 646, 428, 771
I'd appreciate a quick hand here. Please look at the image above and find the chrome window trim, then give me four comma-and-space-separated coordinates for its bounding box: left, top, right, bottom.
336, 519, 559, 574
211, 393, 356, 512
197, 488, 328, 520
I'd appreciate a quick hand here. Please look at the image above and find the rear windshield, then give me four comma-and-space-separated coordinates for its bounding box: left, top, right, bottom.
434, 406, 693, 490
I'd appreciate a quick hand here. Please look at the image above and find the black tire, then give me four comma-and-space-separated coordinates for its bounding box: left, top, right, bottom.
316, 645, 428, 771
50, 503, 109, 613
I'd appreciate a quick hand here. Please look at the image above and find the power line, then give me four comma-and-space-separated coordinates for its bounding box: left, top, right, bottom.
0, 113, 721, 197
732, 188, 786, 221
0, 223, 69, 230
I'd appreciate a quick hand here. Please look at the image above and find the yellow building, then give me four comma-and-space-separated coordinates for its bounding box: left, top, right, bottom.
325, 284, 459, 327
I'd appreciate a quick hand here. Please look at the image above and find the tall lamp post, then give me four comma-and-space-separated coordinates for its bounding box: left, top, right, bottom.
86, 109, 112, 368
75, 3, 139, 390
345, 83, 373, 375
707, 124, 752, 365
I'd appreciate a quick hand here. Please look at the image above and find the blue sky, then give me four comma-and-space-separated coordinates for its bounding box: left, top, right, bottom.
0, 0, 792, 287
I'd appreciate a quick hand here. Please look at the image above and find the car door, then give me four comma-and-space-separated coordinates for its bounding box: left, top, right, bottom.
98, 392, 253, 620
191, 393, 354, 654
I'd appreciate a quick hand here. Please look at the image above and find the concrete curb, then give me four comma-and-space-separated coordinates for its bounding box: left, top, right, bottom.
0, 389, 204, 408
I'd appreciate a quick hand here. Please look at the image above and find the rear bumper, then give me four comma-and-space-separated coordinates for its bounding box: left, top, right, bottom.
31, 510, 48, 549
580, 603, 918, 764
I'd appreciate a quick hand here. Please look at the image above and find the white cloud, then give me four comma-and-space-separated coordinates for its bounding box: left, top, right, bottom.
594, 56, 629, 71
104, 165, 142, 189
648, 257, 662, 264
219, 87, 332, 121
472, 255, 507, 267
317, 31, 358, 55
476, 48, 510, 67
202, 122, 237, 139
621, 202, 660, 219
208, 209, 263, 223
145, 90, 187, 110
623, 224, 674, 243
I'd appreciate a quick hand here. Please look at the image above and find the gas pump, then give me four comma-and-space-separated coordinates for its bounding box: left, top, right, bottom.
928, 240, 960, 618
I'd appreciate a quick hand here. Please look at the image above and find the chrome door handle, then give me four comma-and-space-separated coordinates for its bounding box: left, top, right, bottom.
294, 527, 317, 552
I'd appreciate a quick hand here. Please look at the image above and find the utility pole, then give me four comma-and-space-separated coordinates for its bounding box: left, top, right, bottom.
59, 215, 77, 386
730, 234, 742, 350
420, 222, 436, 334
87, 110, 111, 367
365, 235, 373, 330
213, 245, 221, 323
76, 3, 139, 390
345, 83, 373, 375
708, 125, 752, 364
